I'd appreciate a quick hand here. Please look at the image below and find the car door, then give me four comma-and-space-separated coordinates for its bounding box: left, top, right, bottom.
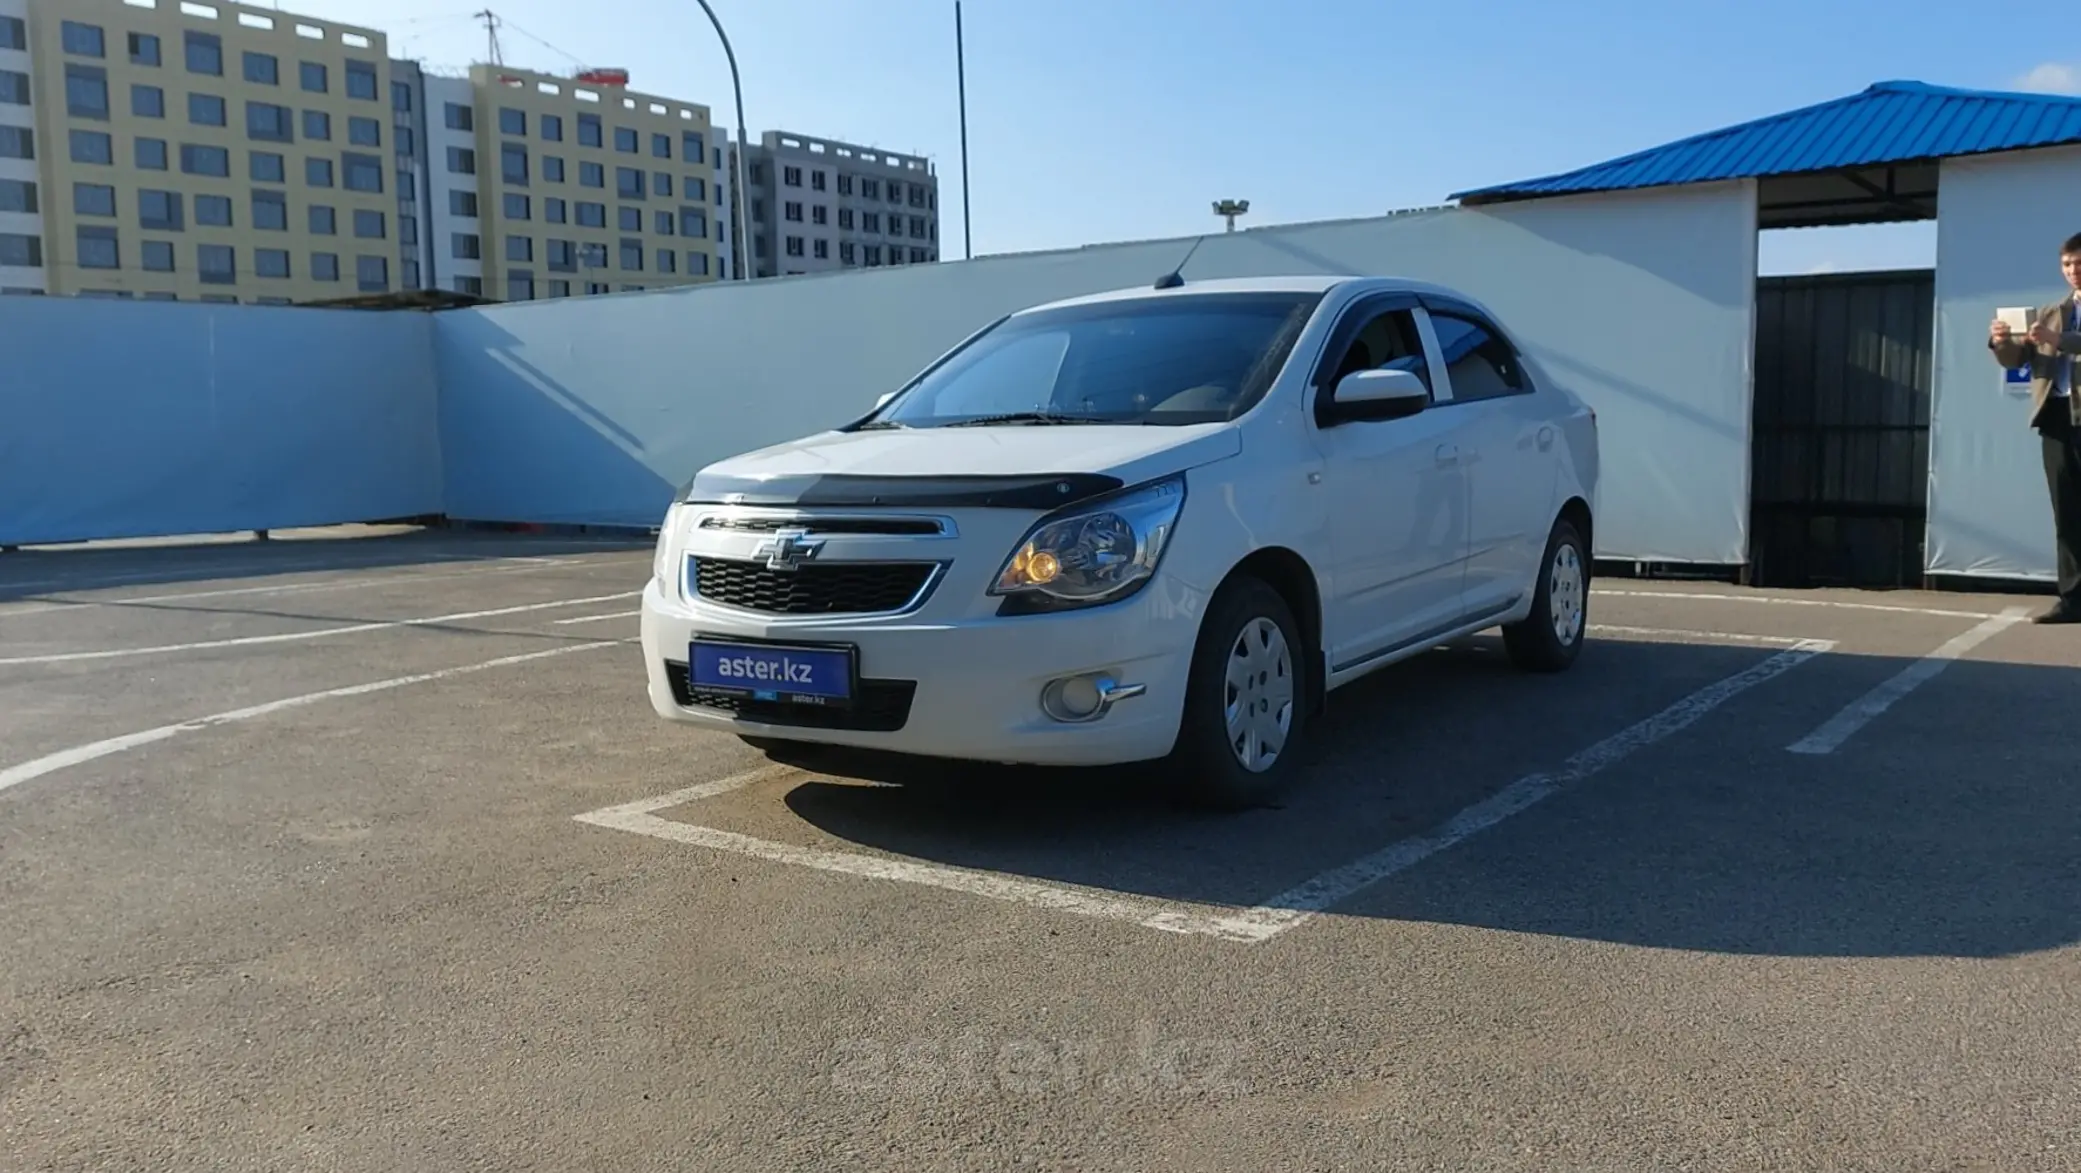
1308, 293, 1472, 674
1418, 298, 1559, 618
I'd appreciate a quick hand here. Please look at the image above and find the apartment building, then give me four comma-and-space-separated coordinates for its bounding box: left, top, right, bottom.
739, 130, 939, 279
427, 62, 725, 300
4, 0, 404, 302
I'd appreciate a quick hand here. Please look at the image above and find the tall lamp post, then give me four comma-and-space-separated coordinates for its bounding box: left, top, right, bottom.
693, 0, 753, 280
1213, 199, 1249, 232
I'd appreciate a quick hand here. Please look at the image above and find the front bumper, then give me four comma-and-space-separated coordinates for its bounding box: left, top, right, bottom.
637, 574, 1199, 767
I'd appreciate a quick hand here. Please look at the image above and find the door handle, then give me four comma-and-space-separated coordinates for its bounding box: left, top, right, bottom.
1434, 444, 1459, 467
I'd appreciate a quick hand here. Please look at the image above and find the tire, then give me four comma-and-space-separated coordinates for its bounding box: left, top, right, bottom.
1502, 515, 1589, 673
1165, 575, 1309, 810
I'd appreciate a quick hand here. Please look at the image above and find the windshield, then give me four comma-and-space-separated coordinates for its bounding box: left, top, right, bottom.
861, 290, 1325, 428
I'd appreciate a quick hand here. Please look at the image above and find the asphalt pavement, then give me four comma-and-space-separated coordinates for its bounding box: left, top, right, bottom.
1, 526, 2076, 1172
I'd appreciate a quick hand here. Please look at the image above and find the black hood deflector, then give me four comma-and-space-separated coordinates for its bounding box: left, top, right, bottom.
683, 470, 1127, 511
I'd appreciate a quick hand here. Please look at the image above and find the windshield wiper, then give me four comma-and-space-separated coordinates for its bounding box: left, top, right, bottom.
940, 411, 1109, 427
853, 419, 909, 430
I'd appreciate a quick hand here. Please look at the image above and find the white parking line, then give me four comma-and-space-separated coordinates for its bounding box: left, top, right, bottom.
576, 637, 1836, 944
1593, 588, 2002, 621
0, 556, 610, 618
1786, 607, 2030, 755
552, 610, 640, 625
0, 547, 647, 597
0, 641, 623, 796
1592, 624, 1809, 645
0, 591, 640, 666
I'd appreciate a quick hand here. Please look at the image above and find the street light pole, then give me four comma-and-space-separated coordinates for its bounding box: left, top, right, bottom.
955, 0, 971, 260
693, 0, 753, 280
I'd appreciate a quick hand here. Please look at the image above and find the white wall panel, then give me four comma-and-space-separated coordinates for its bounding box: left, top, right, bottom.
1927, 145, 2081, 583
434, 180, 1760, 563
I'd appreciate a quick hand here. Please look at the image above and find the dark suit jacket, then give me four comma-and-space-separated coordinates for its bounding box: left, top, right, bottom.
1989, 295, 2081, 427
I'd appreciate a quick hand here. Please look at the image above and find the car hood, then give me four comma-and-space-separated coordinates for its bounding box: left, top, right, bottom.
682, 422, 1240, 509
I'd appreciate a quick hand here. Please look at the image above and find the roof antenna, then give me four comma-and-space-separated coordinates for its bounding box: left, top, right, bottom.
1154, 234, 1206, 290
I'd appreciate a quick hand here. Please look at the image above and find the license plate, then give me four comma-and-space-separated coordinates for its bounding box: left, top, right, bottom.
688, 639, 854, 704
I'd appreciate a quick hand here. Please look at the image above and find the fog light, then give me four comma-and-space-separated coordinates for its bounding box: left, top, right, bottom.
1040, 672, 1147, 723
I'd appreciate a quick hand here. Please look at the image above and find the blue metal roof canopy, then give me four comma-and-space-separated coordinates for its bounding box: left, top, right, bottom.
1451, 81, 2081, 228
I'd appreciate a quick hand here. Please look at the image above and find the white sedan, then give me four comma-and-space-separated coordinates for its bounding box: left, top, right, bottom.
640, 274, 1600, 808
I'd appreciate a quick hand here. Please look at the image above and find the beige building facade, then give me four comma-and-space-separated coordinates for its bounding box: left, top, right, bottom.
16, 0, 401, 302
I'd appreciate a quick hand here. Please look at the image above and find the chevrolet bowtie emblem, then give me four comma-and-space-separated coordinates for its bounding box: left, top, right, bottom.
754, 528, 824, 571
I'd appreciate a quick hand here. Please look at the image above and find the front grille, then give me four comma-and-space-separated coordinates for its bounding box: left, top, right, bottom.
691, 557, 937, 615
699, 516, 943, 535
665, 661, 916, 732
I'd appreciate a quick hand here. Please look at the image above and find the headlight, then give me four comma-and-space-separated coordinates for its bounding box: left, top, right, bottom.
653, 501, 685, 585
989, 475, 1186, 613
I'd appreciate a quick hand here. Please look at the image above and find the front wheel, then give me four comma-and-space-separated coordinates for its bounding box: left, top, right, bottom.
1166, 576, 1308, 810
1502, 516, 1589, 673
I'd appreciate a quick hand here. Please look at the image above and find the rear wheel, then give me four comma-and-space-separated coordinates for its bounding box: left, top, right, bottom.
1166, 576, 1308, 810
1502, 516, 1588, 673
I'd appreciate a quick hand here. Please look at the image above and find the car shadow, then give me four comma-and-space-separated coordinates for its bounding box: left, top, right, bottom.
767, 635, 2081, 960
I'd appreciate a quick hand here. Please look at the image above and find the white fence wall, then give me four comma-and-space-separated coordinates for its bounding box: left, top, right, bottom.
434, 179, 1761, 564
1927, 144, 2081, 583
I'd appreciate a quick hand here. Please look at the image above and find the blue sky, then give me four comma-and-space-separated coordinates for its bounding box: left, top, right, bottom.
278, 0, 2076, 275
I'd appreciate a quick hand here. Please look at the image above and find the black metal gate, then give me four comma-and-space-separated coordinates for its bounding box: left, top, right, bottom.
1748, 268, 1935, 589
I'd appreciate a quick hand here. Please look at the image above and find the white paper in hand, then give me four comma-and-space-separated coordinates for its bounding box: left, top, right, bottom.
1998, 306, 2034, 335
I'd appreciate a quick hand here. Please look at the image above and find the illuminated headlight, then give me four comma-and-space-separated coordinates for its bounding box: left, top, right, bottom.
989, 475, 1186, 613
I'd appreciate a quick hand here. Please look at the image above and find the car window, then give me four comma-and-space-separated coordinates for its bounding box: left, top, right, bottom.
868, 291, 1325, 428
1427, 311, 1529, 403
1326, 307, 1432, 399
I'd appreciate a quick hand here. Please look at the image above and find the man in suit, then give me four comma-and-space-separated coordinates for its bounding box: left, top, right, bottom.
1988, 231, 2081, 624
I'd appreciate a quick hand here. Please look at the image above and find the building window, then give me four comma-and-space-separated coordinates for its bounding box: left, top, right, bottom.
142, 240, 175, 272
256, 248, 290, 278
784, 236, 804, 257
396, 126, 415, 155
452, 233, 479, 259
195, 195, 232, 227
131, 84, 165, 118
784, 201, 802, 222
679, 207, 706, 237
0, 17, 22, 52
616, 167, 645, 199
354, 209, 385, 239
399, 217, 417, 247
0, 179, 34, 214
619, 239, 644, 270
654, 210, 674, 236
811, 170, 826, 192
301, 61, 328, 92
309, 205, 335, 235
445, 102, 471, 130
576, 202, 605, 228
0, 234, 41, 268
349, 117, 381, 147
688, 251, 708, 276
134, 138, 166, 169
839, 241, 855, 265
392, 80, 412, 111
501, 143, 529, 185
303, 109, 331, 140
312, 252, 340, 281
73, 183, 116, 217
248, 102, 293, 142
345, 61, 378, 101
782, 166, 801, 187
541, 114, 563, 142
685, 176, 705, 201
861, 179, 879, 200
547, 280, 569, 297
577, 113, 602, 146
65, 65, 110, 120
189, 93, 226, 127
618, 206, 641, 232
812, 205, 827, 226
243, 51, 278, 85
448, 190, 477, 217
62, 21, 105, 58
657, 249, 676, 274
77, 227, 120, 269
306, 157, 334, 186
837, 175, 853, 196
253, 190, 288, 231
447, 146, 475, 174
139, 189, 183, 230
543, 197, 566, 223
813, 239, 829, 260
542, 156, 565, 183
506, 271, 534, 301
185, 32, 222, 76
0, 70, 27, 105
503, 193, 530, 220
70, 130, 114, 165
181, 144, 230, 177
400, 258, 420, 286
865, 244, 882, 266
546, 240, 576, 272
580, 161, 604, 188
614, 126, 637, 153
681, 132, 703, 163
251, 152, 286, 183
342, 152, 383, 193
912, 247, 930, 264
500, 107, 526, 135
506, 235, 531, 262
863, 212, 880, 234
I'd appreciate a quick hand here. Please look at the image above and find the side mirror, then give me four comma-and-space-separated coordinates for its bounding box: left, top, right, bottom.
1328, 367, 1429, 422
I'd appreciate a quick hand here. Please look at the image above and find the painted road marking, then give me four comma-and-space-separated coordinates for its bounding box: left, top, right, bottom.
1786, 607, 2030, 755
1591, 625, 1810, 645
1594, 588, 2002, 621
575, 638, 1835, 944
552, 610, 641, 625
0, 555, 614, 618
0, 546, 647, 598
0, 591, 641, 666
0, 641, 623, 796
